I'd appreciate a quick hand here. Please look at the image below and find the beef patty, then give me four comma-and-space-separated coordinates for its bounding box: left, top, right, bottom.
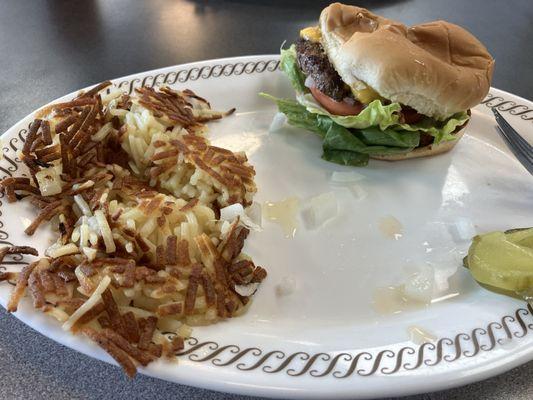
295, 38, 351, 101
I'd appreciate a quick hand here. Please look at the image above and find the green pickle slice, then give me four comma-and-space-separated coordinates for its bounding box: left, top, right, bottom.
505, 227, 533, 248
466, 228, 533, 293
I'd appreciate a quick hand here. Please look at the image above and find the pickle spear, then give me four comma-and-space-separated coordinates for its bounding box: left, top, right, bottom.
465, 228, 533, 293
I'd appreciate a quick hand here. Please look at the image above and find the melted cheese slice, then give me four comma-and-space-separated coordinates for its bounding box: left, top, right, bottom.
300, 26, 322, 43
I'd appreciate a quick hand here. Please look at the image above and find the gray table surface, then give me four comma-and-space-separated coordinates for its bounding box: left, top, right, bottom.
1, 1, 532, 399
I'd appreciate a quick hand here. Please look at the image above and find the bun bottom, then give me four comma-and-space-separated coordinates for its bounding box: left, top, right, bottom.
370, 119, 468, 161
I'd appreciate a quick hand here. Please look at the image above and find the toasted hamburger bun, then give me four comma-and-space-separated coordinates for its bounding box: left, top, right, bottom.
319, 3, 494, 120
370, 117, 469, 161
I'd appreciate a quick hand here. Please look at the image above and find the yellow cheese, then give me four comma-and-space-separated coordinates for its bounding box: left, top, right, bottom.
353, 86, 383, 104
300, 26, 322, 43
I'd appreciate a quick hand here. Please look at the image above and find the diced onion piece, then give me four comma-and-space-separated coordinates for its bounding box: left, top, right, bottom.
407, 325, 436, 345
74, 195, 92, 217
275, 276, 296, 297
92, 122, 113, 142
94, 210, 116, 253
82, 246, 97, 261
330, 171, 365, 184
402, 265, 434, 304
126, 219, 135, 230
432, 266, 456, 294
348, 184, 368, 201
220, 203, 261, 231
35, 167, 63, 196
62, 275, 111, 331
234, 282, 260, 297
246, 202, 262, 228
125, 242, 134, 253
304, 75, 315, 89
301, 191, 338, 230
269, 112, 287, 133
20, 217, 32, 229
449, 217, 476, 243
45, 242, 79, 258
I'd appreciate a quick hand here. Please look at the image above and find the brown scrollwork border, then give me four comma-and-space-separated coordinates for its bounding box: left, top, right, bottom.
113, 60, 281, 95
172, 304, 532, 377
0, 57, 531, 377
481, 93, 533, 120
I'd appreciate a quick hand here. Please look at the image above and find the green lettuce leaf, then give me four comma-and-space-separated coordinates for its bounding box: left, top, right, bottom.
322, 149, 369, 166
323, 123, 417, 156
280, 45, 306, 93
393, 111, 470, 143
357, 127, 419, 148
260, 94, 416, 166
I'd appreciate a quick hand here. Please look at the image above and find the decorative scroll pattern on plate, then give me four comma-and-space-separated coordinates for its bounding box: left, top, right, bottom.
481, 93, 533, 120
171, 304, 533, 377
0, 58, 531, 376
114, 60, 281, 95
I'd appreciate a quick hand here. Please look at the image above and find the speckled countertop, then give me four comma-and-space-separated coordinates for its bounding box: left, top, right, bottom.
1, 1, 532, 399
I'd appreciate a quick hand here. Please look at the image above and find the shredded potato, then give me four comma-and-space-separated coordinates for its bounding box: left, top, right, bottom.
63, 275, 111, 331
94, 210, 116, 253
0, 83, 267, 378
46, 243, 79, 258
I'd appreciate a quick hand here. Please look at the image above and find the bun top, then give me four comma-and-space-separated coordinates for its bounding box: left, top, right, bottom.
319, 3, 494, 120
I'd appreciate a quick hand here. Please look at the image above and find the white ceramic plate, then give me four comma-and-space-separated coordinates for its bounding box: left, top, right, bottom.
0, 55, 532, 399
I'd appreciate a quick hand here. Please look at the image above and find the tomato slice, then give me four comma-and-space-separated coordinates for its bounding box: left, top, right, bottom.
309, 86, 364, 116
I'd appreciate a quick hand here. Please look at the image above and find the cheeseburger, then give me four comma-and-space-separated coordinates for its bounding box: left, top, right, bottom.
265, 3, 494, 165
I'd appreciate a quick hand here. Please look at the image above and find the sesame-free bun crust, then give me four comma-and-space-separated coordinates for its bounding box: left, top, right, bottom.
319, 3, 494, 120
370, 119, 468, 161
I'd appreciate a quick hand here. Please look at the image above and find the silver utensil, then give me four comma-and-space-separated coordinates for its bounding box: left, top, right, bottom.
492, 108, 533, 175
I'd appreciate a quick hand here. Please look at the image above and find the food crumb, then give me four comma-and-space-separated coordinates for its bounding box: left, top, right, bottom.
378, 215, 403, 240
275, 276, 296, 297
